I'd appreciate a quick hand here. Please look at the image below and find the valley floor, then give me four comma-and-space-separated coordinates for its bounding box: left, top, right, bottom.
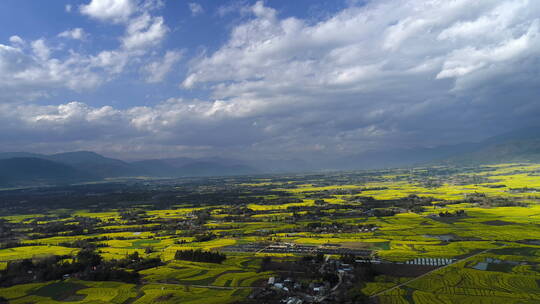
1, 163, 540, 303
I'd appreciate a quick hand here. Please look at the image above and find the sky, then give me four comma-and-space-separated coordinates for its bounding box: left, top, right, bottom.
1, 0, 539, 161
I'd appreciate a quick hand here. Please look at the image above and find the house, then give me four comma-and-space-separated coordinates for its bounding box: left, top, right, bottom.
313, 284, 326, 293
273, 283, 289, 292
283, 297, 303, 304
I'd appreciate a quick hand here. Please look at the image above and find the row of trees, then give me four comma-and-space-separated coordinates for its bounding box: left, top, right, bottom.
0, 249, 162, 287
174, 249, 226, 264
439, 210, 466, 217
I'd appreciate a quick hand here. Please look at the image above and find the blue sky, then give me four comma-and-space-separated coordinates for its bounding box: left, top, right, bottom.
0, 0, 347, 108
1, 0, 539, 160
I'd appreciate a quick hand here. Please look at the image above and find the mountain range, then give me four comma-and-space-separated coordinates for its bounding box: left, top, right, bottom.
320, 126, 540, 170
1, 126, 540, 186
0, 152, 260, 186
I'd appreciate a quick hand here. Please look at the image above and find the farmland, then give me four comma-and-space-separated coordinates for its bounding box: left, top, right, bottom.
1, 163, 540, 303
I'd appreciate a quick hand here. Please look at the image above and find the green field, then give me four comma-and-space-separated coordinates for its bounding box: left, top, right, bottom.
2, 163, 540, 303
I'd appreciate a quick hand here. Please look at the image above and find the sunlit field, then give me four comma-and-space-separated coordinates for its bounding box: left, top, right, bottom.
2, 163, 540, 303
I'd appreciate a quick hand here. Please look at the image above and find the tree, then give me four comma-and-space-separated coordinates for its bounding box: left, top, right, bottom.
174, 249, 226, 264
76, 249, 102, 267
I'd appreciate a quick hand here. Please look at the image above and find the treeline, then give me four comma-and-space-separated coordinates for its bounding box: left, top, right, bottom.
174, 249, 226, 264
461, 194, 528, 207
116, 251, 162, 271
173, 232, 216, 244
438, 210, 466, 217
0, 249, 162, 287
58, 237, 109, 248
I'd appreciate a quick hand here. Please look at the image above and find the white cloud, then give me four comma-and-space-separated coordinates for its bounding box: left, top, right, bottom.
122, 13, 168, 50
3, 0, 540, 160
0, 98, 258, 155
437, 0, 526, 42
0, 41, 103, 94
437, 21, 539, 79
141, 0, 164, 11
217, 1, 248, 17
9, 36, 24, 45
31, 39, 51, 61
89, 50, 129, 74
189, 3, 204, 16
58, 28, 87, 40
0, 0, 171, 101
174, 0, 540, 157
1, 97, 240, 138
142, 50, 182, 83
65, 4, 72, 12
80, 0, 135, 23
183, 1, 540, 96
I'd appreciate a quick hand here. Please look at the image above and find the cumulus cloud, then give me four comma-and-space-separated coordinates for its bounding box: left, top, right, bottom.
142, 50, 182, 83
189, 3, 204, 16
78, 0, 168, 50
217, 1, 248, 17
0, 0, 170, 102
31, 39, 51, 61
58, 28, 87, 40
79, 0, 135, 23
89, 49, 130, 74
122, 13, 168, 50
185, 0, 540, 92
437, 21, 539, 80
176, 0, 540, 157
3, 0, 540, 160
0, 98, 266, 158
0, 39, 113, 95
9, 35, 24, 45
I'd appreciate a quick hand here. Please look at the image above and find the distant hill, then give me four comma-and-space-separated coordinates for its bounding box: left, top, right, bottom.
438, 127, 540, 165
176, 161, 258, 177
0, 151, 138, 179
130, 159, 180, 177
48, 151, 138, 178
3, 126, 540, 186
0, 152, 44, 159
315, 126, 540, 169
131, 158, 259, 177
247, 158, 313, 173
325, 143, 479, 170
443, 141, 540, 164
0, 158, 95, 186
0, 152, 260, 186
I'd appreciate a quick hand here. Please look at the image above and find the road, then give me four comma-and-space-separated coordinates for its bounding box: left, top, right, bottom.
314, 272, 343, 303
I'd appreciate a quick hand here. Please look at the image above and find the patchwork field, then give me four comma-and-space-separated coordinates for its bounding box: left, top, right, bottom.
1, 163, 540, 303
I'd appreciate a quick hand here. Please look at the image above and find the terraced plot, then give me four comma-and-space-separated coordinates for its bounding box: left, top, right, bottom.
0, 280, 137, 304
